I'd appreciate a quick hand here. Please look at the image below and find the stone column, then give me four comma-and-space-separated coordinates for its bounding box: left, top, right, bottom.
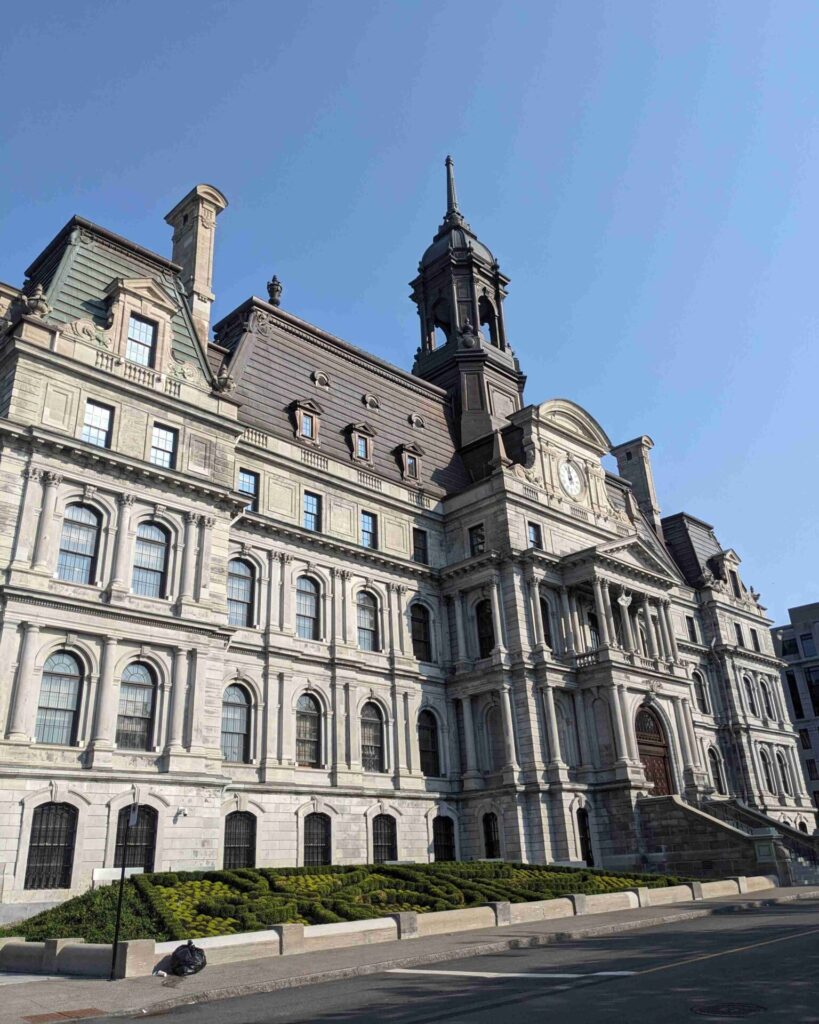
91, 637, 119, 747
527, 576, 546, 648
281, 554, 294, 633
7, 623, 41, 740
460, 695, 478, 774
642, 599, 659, 658
559, 587, 576, 655
662, 601, 679, 661
395, 585, 407, 655
673, 696, 694, 768
166, 648, 189, 752
386, 584, 398, 655
31, 472, 62, 571
178, 512, 199, 600
573, 690, 592, 766
655, 600, 672, 659
489, 577, 505, 652
617, 684, 638, 760
601, 580, 617, 646
592, 578, 611, 646
569, 592, 584, 652
13, 467, 42, 565
610, 684, 630, 762
341, 570, 354, 645
541, 684, 564, 765
109, 493, 135, 591
617, 593, 635, 651
454, 591, 468, 661
499, 685, 518, 769
197, 516, 215, 601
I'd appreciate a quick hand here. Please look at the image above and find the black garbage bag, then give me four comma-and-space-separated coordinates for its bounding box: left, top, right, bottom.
170, 939, 207, 976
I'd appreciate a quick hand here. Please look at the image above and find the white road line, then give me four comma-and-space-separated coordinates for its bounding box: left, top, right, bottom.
386, 969, 636, 980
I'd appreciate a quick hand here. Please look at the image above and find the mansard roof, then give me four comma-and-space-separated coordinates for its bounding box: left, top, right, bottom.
661, 511, 723, 587
213, 298, 471, 495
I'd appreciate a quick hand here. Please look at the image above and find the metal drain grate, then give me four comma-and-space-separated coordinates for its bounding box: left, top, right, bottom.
691, 1004, 767, 1019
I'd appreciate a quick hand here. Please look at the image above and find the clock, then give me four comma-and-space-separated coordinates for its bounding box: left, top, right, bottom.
558, 459, 584, 498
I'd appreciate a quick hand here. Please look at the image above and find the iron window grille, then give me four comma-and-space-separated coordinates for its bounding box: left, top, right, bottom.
412, 528, 428, 565
296, 693, 321, 766
432, 816, 455, 862
411, 604, 432, 661
483, 812, 500, 858
150, 424, 178, 469
35, 652, 83, 746
475, 599, 495, 658
357, 591, 379, 651
303, 812, 331, 866
303, 492, 322, 532
116, 663, 156, 751
57, 504, 101, 584
224, 811, 256, 869
81, 400, 113, 448
360, 511, 377, 549
227, 559, 254, 627
296, 577, 320, 640
24, 802, 77, 890
126, 314, 157, 367
221, 684, 251, 763
372, 814, 397, 864
361, 701, 384, 772
114, 805, 157, 872
132, 522, 169, 598
238, 470, 259, 512
418, 710, 440, 777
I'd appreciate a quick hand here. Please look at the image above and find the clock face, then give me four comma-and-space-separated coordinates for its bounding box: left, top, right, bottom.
558, 459, 584, 498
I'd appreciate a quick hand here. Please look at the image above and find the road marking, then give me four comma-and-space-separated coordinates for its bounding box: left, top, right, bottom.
637, 925, 819, 976
387, 969, 636, 980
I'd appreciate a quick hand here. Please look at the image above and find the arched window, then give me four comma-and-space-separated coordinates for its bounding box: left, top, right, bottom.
24, 803, 77, 890
304, 812, 331, 866
760, 749, 775, 793
475, 599, 495, 659
418, 710, 440, 777
296, 577, 320, 640
35, 652, 83, 746
576, 807, 594, 866
361, 701, 385, 772
221, 685, 251, 763
486, 705, 505, 771
411, 604, 432, 661
132, 522, 169, 598
478, 295, 499, 347
776, 751, 792, 796
483, 812, 500, 859
57, 504, 101, 584
296, 693, 321, 767
372, 813, 397, 864
588, 612, 600, 650
693, 672, 709, 714
538, 596, 553, 648
433, 815, 455, 861
744, 677, 758, 717
116, 663, 156, 751
227, 559, 254, 627
357, 592, 379, 651
708, 748, 726, 795
761, 681, 775, 720
799, 821, 809, 834
115, 804, 157, 872
224, 811, 256, 869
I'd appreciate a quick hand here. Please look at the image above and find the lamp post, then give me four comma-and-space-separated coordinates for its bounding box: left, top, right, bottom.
110, 800, 138, 981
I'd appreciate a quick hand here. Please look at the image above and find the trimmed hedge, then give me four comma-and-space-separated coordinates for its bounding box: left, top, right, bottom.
0, 862, 687, 942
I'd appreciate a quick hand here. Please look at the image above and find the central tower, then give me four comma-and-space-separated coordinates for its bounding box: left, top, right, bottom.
411, 157, 525, 447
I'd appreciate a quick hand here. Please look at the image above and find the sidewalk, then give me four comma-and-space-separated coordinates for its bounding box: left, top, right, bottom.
4, 886, 818, 1024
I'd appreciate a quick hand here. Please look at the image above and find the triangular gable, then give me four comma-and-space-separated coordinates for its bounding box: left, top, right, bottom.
104, 277, 178, 315
597, 535, 683, 582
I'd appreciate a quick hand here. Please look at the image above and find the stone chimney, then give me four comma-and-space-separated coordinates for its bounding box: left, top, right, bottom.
611, 435, 663, 536
165, 184, 228, 342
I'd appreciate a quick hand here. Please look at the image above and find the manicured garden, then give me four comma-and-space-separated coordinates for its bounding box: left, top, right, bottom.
2, 862, 686, 943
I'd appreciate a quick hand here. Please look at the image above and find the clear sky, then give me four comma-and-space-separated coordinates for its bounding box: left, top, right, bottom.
1, 1, 816, 624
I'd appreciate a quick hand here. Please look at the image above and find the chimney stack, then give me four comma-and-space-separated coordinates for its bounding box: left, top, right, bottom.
611, 435, 663, 536
165, 184, 228, 343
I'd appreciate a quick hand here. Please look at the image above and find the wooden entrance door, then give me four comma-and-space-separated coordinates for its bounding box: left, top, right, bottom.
635, 706, 673, 795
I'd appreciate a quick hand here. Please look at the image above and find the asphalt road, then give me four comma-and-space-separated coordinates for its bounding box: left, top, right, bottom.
117, 900, 819, 1024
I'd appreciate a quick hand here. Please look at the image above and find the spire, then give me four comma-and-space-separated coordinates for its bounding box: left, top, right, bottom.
444, 155, 464, 227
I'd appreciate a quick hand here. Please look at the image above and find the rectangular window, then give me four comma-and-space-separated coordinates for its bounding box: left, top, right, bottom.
356, 435, 369, 460
808, 759, 818, 782
800, 729, 812, 750
406, 454, 418, 479
734, 622, 744, 647
782, 636, 799, 657
301, 412, 315, 440
360, 511, 377, 549
81, 400, 113, 449
801, 633, 817, 658
527, 522, 543, 549
126, 314, 157, 367
469, 524, 486, 556
303, 491, 322, 532
750, 628, 760, 653
729, 570, 741, 599
686, 616, 698, 643
238, 469, 259, 512
787, 671, 805, 719
412, 527, 429, 565
806, 667, 819, 717
150, 424, 178, 469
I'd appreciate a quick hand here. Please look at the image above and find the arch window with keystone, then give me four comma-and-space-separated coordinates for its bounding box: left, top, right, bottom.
397, 442, 424, 482
57, 504, 101, 584
116, 662, 157, 751
290, 399, 323, 444
36, 652, 83, 746
348, 422, 376, 463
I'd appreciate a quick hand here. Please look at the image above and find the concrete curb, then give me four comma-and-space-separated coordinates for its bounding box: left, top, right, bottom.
103, 890, 819, 1019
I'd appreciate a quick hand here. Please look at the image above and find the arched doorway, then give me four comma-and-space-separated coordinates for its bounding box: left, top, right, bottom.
636, 705, 674, 796
576, 807, 594, 866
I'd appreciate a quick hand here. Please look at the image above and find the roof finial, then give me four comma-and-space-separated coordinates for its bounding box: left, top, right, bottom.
445, 155, 459, 217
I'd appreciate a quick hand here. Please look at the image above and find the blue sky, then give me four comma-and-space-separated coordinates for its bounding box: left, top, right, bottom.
1, 1, 816, 624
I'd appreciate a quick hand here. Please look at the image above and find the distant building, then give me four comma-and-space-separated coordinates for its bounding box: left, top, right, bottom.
773, 604, 819, 811
0, 160, 812, 908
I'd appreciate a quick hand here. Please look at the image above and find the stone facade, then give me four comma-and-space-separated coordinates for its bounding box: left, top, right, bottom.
773, 603, 819, 812
0, 165, 812, 907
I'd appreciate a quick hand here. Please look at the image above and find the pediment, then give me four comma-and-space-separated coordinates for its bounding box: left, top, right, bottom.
537, 398, 611, 455
598, 536, 679, 580
104, 276, 177, 314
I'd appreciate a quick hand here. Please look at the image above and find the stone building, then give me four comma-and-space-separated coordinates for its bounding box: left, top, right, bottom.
773, 603, 819, 812
0, 161, 812, 908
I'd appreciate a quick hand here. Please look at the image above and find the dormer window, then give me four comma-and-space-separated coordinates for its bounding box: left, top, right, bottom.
291, 400, 323, 445
126, 314, 157, 367
406, 455, 418, 479
348, 422, 376, 463
397, 442, 425, 482
357, 435, 369, 460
